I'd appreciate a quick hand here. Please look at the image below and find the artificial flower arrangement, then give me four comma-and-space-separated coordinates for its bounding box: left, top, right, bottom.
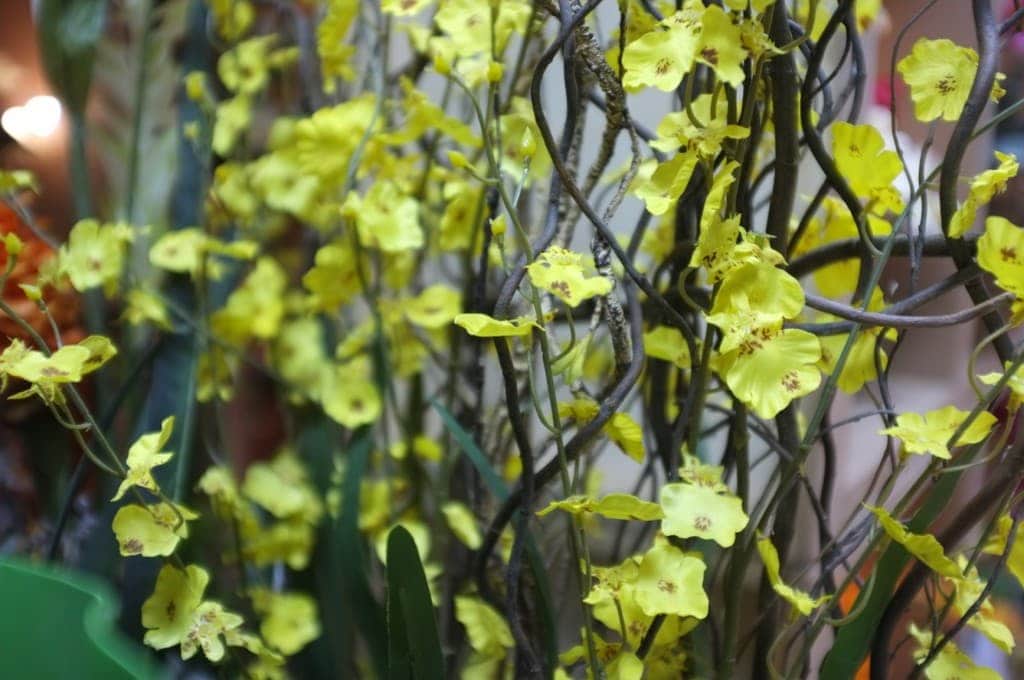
4, 0, 1024, 677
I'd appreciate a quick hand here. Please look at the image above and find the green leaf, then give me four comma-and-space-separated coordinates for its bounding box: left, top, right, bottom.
431, 399, 558, 674
34, 0, 108, 115
338, 429, 389, 677
821, 470, 965, 678
431, 399, 510, 501
385, 526, 445, 680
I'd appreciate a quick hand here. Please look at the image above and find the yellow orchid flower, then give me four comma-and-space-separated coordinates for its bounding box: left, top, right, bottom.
251, 588, 321, 656
112, 416, 175, 502
907, 623, 1002, 680
660, 481, 748, 547
633, 540, 708, 619
950, 152, 1019, 238
879, 406, 996, 459
897, 38, 1005, 122
713, 325, 822, 419
831, 121, 904, 214
59, 219, 132, 294
141, 564, 210, 652
112, 502, 198, 557
977, 216, 1024, 320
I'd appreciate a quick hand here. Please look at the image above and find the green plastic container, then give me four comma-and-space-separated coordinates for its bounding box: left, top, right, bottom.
0, 556, 160, 679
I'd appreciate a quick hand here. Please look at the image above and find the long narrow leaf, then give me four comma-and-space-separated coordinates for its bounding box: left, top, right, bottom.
431, 399, 509, 500
821, 471, 963, 678
431, 399, 558, 674
337, 428, 389, 677
386, 525, 445, 680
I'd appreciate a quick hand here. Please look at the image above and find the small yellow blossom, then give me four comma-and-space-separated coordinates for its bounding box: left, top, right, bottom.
633, 541, 708, 619
112, 502, 198, 557
59, 219, 132, 294
907, 622, 1002, 680
831, 122, 904, 214
321, 363, 381, 429
343, 181, 424, 253
212, 95, 251, 156
622, 7, 702, 92
405, 284, 462, 329
112, 416, 175, 502
251, 589, 321, 656
713, 326, 822, 419
527, 247, 613, 307
217, 36, 277, 95
661, 482, 748, 546
141, 564, 210, 652
897, 38, 1004, 122
950, 152, 1019, 237
879, 406, 997, 459
977, 216, 1024, 319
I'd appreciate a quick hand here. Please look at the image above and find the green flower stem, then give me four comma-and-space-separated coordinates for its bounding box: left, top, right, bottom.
0, 298, 124, 478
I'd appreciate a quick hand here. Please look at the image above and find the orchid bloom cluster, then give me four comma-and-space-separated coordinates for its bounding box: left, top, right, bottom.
7, 0, 1024, 677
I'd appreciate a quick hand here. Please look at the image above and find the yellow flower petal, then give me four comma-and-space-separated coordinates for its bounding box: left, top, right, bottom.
252, 589, 321, 655
453, 313, 537, 337
866, 505, 963, 579
633, 541, 708, 619
441, 501, 482, 549
950, 152, 1019, 237
405, 284, 463, 329
142, 564, 209, 651
455, 596, 514, 657
757, 535, 830, 616
713, 327, 822, 419
660, 482, 748, 547
536, 493, 664, 521
977, 216, 1024, 317
879, 406, 996, 459
831, 122, 903, 213
643, 326, 691, 369
526, 246, 613, 307
604, 412, 645, 463
112, 416, 175, 502
896, 38, 1003, 123
113, 502, 197, 557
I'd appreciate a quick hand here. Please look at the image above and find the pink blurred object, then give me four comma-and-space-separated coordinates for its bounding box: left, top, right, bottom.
874, 75, 892, 108
1012, 32, 1024, 54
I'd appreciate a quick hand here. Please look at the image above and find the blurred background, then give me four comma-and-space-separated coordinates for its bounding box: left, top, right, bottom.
2, 0, 1024, 677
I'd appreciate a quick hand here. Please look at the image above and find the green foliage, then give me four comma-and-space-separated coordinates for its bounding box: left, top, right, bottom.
385, 525, 445, 679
